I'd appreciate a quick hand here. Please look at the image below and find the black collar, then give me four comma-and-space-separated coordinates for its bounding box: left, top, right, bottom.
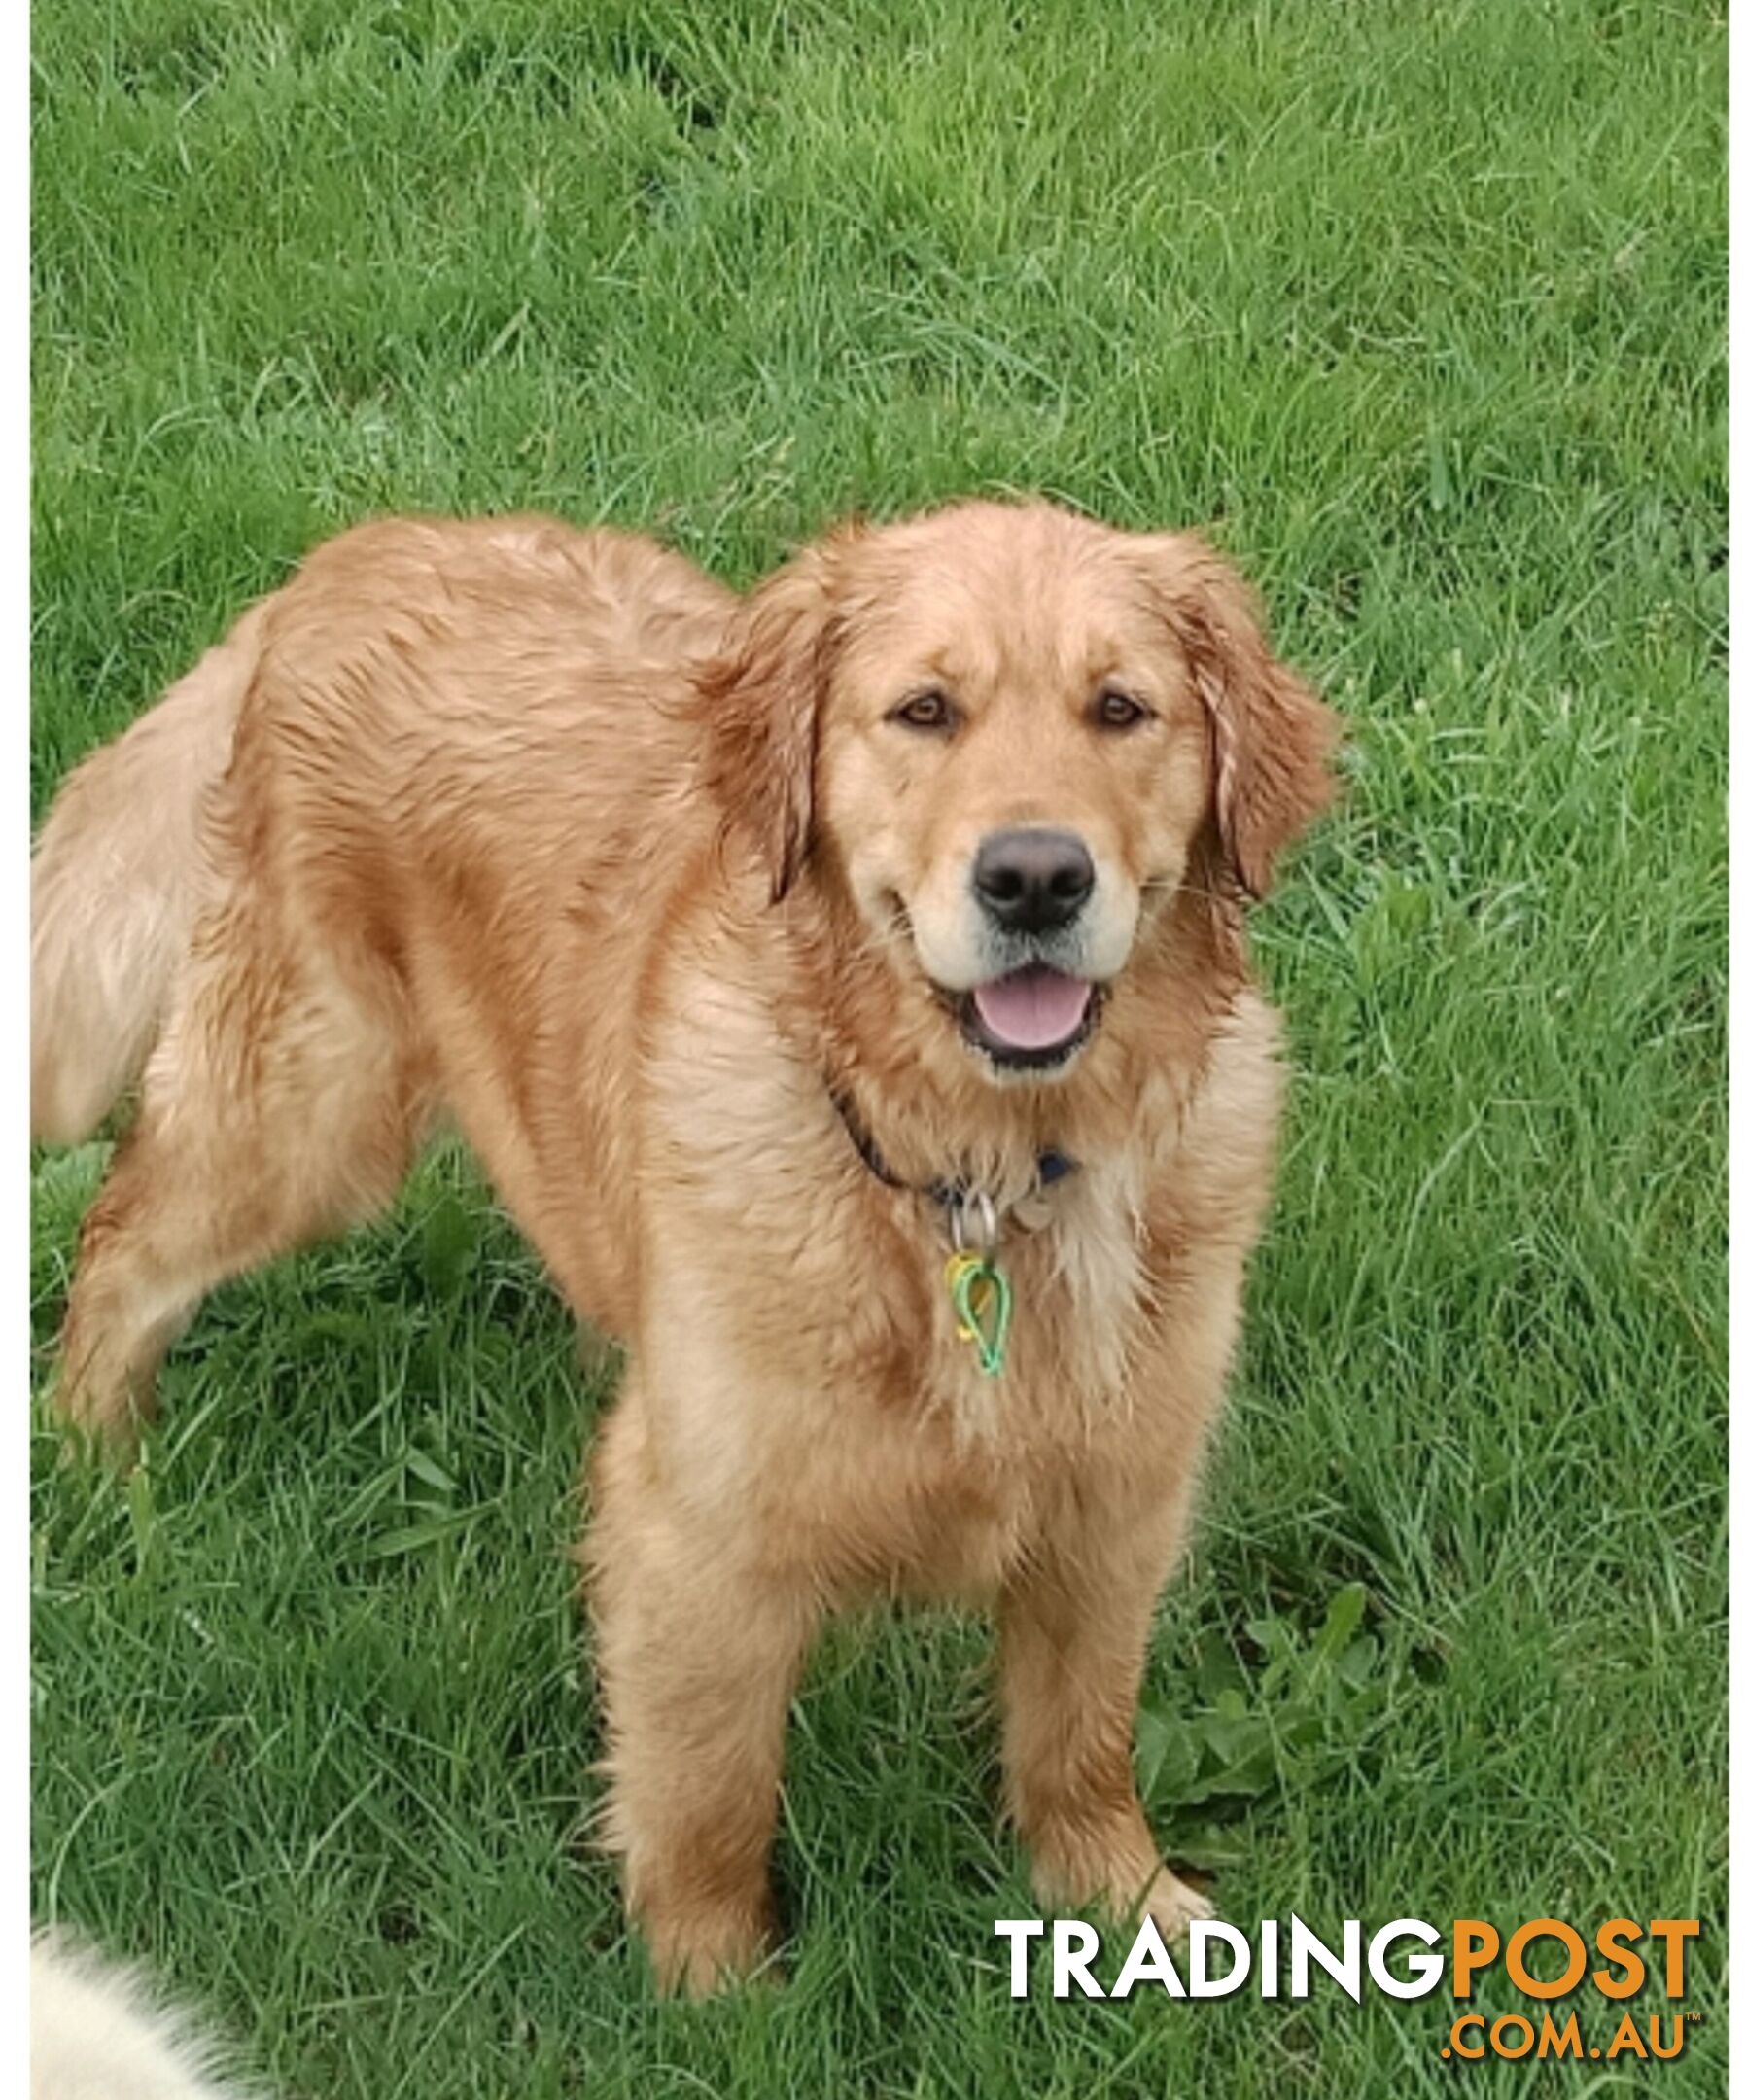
829, 1085, 1077, 1218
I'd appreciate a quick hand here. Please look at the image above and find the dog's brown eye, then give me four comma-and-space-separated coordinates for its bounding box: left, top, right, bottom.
890, 690, 957, 732
1091, 688, 1150, 730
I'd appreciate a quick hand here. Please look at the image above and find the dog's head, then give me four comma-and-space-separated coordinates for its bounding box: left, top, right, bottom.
696, 501, 1337, 1077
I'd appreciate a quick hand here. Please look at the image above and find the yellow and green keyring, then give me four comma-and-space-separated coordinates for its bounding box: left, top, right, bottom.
944, 1248, 1012, 1377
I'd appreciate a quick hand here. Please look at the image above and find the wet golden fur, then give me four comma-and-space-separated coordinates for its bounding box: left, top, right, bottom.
32, 500, 1337, 1990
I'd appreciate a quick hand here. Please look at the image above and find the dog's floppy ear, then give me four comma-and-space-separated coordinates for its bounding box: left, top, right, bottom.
1142, 534, 1340, 899
693, 542, 843, 904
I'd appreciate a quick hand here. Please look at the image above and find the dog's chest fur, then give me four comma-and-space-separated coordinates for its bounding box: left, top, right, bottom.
649, 976, 1155, 1408
625, 899, 1285, 1602
909, 1159, 1149, 1442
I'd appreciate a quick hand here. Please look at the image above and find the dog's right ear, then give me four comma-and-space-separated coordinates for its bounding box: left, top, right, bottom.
692, 543, 844, 904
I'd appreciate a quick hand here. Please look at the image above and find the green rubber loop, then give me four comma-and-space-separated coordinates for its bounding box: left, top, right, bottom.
949, 1253, 1012, 1377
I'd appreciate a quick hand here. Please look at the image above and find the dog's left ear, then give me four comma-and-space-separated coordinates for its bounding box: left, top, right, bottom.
1141, 534, 1340, 899
692, 542, 845, 904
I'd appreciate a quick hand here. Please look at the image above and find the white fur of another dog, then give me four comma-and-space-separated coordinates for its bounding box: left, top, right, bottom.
30, 1932, 258, 2100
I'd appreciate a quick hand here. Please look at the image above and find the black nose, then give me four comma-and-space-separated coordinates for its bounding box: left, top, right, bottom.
971, 827, 1096, 934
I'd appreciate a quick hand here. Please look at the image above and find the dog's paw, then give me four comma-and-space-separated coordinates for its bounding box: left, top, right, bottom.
46, 1384, 143, 1469
642, 1904, 778, 1998
1140, 1864, 1215, 1943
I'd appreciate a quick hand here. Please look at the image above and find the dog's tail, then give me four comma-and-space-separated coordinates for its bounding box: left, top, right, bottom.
31, 607, 263, 1145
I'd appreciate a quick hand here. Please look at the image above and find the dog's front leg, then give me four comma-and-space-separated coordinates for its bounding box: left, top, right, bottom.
586, 1398, 816, 1994
997, 1458, 1212, 1942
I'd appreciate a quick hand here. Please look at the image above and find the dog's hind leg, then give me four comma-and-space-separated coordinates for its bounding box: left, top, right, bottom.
52, 902, 426, 1452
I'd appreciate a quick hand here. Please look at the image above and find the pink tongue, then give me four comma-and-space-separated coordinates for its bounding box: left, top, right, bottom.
971, 966, 1093, 1052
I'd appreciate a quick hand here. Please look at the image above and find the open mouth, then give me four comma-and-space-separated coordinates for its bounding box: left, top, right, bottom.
956, 964, 1102, 1070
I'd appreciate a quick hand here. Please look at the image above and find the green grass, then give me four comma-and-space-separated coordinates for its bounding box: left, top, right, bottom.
30, 1, 1725, 2092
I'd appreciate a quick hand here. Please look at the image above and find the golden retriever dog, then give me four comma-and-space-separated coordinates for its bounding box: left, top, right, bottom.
32, 499, 1337, 1992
